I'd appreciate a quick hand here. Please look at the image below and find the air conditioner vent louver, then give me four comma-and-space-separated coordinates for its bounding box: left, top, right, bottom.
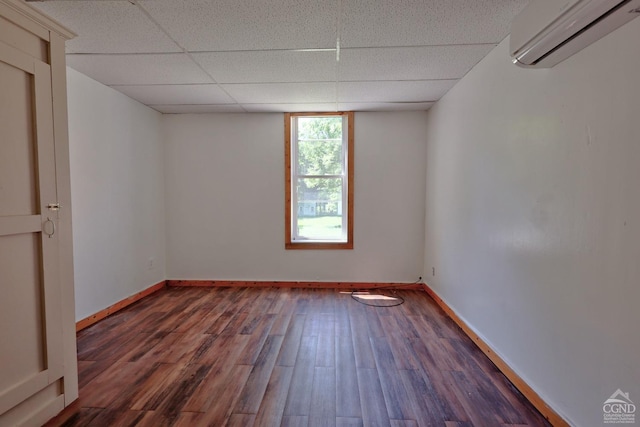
510, 0, 640, 68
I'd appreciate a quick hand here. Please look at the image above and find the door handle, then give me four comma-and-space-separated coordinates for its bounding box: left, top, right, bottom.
43, 217, 55, 238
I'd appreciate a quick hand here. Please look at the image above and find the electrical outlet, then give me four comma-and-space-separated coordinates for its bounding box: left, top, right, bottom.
148, 257, 154, 270
432, 267, 435, 276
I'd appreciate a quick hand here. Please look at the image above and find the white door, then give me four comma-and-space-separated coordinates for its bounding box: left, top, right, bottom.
0, 39, 64, 416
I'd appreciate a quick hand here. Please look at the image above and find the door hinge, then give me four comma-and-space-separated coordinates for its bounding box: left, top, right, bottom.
47, 203, 60, 211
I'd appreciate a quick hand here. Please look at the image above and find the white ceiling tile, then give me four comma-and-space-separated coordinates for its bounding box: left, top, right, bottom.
339, 102, 435, 112
192, 50, 336, 84
66, 54, 213, 85
242, 103, 338, 113
338, 45, 495, 81
222, 83, 336, 104
110, 84, 235, 105
138, 0, 337, 51
340, 0, 528, 48
29, 0, 524, 113
338, 80, 457, 103
151, 104, 245, 114
32, 1, 181, 53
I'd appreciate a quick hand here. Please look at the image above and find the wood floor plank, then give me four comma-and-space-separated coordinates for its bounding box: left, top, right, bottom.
267, 288, 292, 315
153, 295, 211, 333
281, 415, 309, 427
446, 370, 506, 426
370, 336, 415, 420
315, 332, 335, 367
357, 368, 391, 427
204, 311, 235, 335
349, 313, 376, 369
378, 314, 421, 370
334, 294, 352, 337
408, 333, 450, 384
253, 366, 294, 427
189, 333, 218, 363
302, 313, 323, 336
172, 412, 206, 427
390, 311, 422, 340
283, 335, 318, 416
237, 313, 277, 365
335, 334, 362, 419
129, 362, 189, 410
174, 305, 223, 335
400, 368, 456, 425
43, 404, 102, 427
192, 332, 250, 366
276, 313, 306, 367
308, 367, 336, 427
364, 306, 387, 337
159, 332, 210, 364
490, 370, 552, 426
270, 305, 294, 336
76, 360, 102, 389
226, 413, 256, 427
125, 410, 172, 427
396, 291, 422, 317
133, 332, 191, 364
78, 360, 160, 409
150, 363, 212, 423
294, 296, 311, 314
77, 326, 144, 362
234, 334, 285, 414
220, 311, 250, 336
183, 356, 251, 413
336, 417, 364, 427
189, 365, 253, 426
440, 335, 497, 374
123, 331, 171, 363
47, 288, 550, 427
405, 313, 439, 339
91, 408, 148, 426
418, 301, 462, 339
240, 310, 267, 335
187, 289, 240, 328
317, 312, 336, 335
449, 367, 525, 425
390, 420, 419, 427
405, 316, 459, 372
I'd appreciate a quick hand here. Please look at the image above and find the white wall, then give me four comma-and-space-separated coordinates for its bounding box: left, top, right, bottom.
423, 19, 640, 426
164, 112, 426, 282
66, 68, 166, 321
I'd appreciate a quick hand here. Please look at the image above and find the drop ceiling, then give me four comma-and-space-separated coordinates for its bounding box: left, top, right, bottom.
31, 0, 527, 114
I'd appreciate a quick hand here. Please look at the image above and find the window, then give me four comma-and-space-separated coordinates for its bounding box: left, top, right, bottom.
285, 112, 354, 249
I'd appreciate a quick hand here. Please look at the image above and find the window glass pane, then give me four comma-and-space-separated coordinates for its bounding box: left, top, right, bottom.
298, 116, 342, 140
297, 139, 342, 175
297, 116, 343, 176
296, 177, 343, 240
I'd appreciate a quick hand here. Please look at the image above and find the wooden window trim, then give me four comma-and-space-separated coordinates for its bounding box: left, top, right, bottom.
285, 111, 354, 250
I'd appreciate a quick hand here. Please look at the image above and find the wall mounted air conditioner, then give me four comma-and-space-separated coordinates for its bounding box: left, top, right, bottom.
510, 0, 640, 67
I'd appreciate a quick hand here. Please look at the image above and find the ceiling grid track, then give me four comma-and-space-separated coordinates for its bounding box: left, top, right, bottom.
335, 0, 342, 111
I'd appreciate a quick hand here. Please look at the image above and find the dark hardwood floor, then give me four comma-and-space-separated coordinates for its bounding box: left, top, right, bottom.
46, 286, 550, 427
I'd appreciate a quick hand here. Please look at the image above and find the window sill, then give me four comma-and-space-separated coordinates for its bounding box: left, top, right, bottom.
285, 241, 353, 250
